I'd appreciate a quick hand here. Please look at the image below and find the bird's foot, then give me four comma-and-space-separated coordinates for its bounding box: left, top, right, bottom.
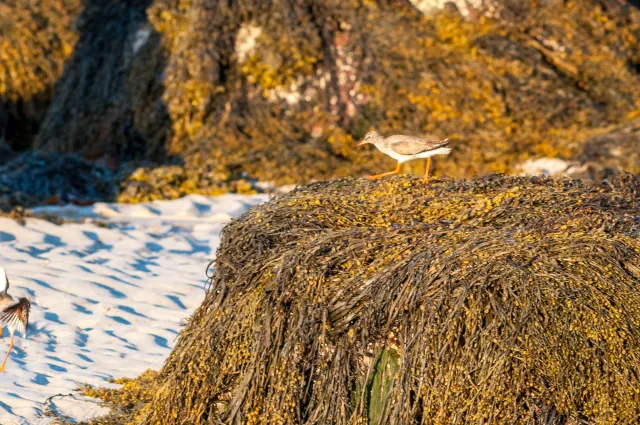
0, 365, 5, 374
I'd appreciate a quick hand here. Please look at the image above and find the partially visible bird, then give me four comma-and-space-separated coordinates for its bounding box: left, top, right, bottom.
0, 266, 31, 373
356, 131, 451, 184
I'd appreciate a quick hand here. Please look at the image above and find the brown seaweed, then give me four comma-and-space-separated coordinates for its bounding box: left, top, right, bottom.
78, 174, 640, 425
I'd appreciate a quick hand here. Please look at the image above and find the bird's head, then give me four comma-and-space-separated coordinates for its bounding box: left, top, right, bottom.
356, 131, 381, 147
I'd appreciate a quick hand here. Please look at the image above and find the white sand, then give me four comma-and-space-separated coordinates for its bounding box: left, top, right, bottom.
0, 194, 269, 424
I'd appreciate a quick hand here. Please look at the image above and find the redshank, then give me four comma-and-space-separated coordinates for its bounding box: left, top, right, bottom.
0, 266, 31, 373
356, 131, 451, 183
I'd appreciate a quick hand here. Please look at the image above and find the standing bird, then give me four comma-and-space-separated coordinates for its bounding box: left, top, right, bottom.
356, 131, 451, 183
0, 266, 31, 373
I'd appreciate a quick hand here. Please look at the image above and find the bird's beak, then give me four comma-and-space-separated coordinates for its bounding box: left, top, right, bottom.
356, 141, 368, 147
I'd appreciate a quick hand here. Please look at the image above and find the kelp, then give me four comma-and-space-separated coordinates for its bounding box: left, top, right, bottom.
47, 371, 159, 425
0, 153, 118, 210
82, 174, 640, 424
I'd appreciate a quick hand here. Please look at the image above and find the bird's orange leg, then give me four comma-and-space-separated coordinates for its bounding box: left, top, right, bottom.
423, 157, 432, 184
0, 335, 14, 373
365, 163, 401, 181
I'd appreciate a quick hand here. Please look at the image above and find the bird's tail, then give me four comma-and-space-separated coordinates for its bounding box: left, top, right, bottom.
435, 138, 451, 150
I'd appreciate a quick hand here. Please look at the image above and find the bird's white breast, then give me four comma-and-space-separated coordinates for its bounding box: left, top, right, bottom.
0, 266, 7, 292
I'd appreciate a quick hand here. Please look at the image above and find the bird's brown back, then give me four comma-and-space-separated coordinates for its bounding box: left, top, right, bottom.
387, 135, 450, 155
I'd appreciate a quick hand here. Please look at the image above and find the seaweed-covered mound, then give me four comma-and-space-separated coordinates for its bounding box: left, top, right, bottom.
115, 162, 257, 204
94, 174, 640, 425
30, 0, 640, 190
0, 0, 81, 151
0, 153, 118, 210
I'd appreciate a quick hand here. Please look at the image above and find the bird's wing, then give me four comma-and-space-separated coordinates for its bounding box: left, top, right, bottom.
0, 297, 30, 335
387, 135, 450, 155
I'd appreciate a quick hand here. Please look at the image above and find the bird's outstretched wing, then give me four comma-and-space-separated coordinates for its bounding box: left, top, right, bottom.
388, 135, 450, 155
0, 297, 30, 336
